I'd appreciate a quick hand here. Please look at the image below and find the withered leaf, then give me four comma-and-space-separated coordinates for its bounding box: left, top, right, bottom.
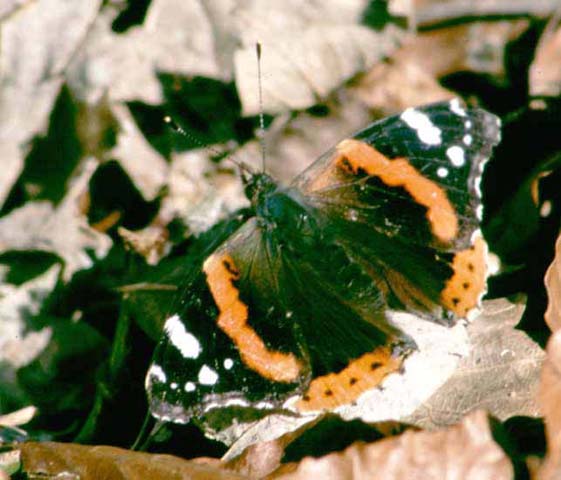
545, 234, 561, 332
19, 442, 246, 480
540, 329, 561, 479
269, 411, 512, 480
530, 25, 561, 97
405, 299, 544, 428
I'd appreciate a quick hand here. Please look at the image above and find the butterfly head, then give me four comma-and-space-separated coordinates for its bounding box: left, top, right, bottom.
241, 170, 277, 208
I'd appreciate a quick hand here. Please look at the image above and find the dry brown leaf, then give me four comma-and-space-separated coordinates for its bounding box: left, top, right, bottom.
351, 58, 454, 115
0, 0, 102, 204
19, 442, 246, 480
269, 411, 512, 480
391, 0, 559, 27
539, 329, 561, 479
531, 23, 561, 103
352, 21, 528, 114
405, 299, 543, 428
545, 234, 561, 332
225, 439, 286, 479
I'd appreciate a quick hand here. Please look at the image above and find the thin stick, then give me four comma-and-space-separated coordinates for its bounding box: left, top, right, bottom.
256, 42, 267, 171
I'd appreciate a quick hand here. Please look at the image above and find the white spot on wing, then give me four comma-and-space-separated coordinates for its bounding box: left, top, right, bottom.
198, 365, 219, 385
145, 364, 167, 389
463, 134, 472, 145
437, 167, 448, 178
400, 108, 442, 145
185, 381, 196, 392
224, 358, 234, 370
446, 146, 465, 167
203, 398, 250, 412
465, 120, 472, 129
170, 382, 178, 390
450, 98, 467, 117
541, 200, 552, 217
164, 314, 201, 359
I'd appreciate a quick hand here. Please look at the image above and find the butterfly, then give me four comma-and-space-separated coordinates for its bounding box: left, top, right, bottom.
145, 99, 501, 424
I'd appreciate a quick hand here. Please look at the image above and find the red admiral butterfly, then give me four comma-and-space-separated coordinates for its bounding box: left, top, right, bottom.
145, 99, 501, 424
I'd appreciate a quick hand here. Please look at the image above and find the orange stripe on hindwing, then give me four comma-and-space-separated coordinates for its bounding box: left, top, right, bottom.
335, 139, 459, 243
296, 346, 404, 412
203, 253, 302, 383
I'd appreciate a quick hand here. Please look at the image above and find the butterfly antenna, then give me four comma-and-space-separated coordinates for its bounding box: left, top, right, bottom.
163, 116, 251, 174
256, 42, 267, 172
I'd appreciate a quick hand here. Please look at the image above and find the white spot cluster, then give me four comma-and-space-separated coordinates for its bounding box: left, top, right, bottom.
198, 365, 219, 385
400, 108, 442, 145
164, 314, 201, 359
446, 145, 465, 167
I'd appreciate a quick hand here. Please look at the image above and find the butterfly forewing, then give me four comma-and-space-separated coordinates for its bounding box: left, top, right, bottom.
146, 219, 310, 423
293, 100, 500, 250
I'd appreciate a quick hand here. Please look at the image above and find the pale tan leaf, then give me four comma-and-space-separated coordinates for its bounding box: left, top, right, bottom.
229, 0, 402, 115
0, 265, 58, 368
530, 24, 561, 97
0, 406, 37, 427
405, 299, 544, 428
0, 0, 102, 204
66, 0, 223, 105
539, 329, 561, 479
270, 411, 513, 480
235, 24, 403, 115
109, 104, 169, 201
545, 234, 561, 332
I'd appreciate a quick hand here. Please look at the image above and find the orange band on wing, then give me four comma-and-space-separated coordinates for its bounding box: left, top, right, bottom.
295, 346, 403, 412
335, 139, 458, 243
203, 253, 302, 383
441, 236, 487, 317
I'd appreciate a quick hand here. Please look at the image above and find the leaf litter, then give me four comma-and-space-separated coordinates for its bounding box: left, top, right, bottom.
1, 0, 561, 478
